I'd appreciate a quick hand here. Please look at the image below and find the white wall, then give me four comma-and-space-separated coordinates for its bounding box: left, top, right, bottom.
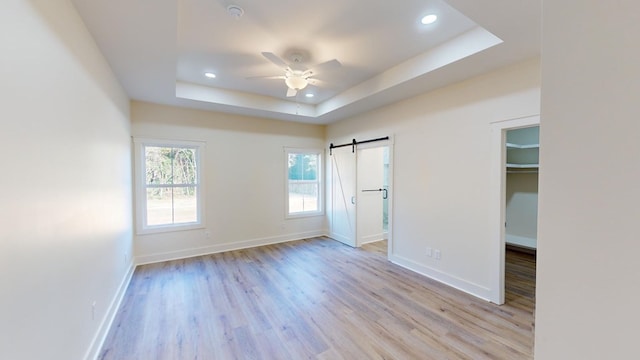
505, 173, 538, 248
0, 1, 133, 360
327, 59, 540, 299
131, 101, 326, 264
535, 2, 640, 359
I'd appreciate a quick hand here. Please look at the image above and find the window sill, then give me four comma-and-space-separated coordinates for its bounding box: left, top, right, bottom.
286, 211, 324, 220
136, 223, 204, 236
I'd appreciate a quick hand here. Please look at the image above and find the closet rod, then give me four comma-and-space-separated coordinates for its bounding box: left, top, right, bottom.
329, 136, 389, 155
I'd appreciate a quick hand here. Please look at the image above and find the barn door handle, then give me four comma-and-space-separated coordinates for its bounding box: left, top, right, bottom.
361, 188, 388, 199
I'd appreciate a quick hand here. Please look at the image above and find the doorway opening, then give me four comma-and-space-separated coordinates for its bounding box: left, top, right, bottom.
504, 125, 538, 320
328, 139, 393, 257
489, 115, 539, 305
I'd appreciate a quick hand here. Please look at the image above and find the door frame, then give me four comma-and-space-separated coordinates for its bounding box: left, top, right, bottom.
489, 115, 539, 304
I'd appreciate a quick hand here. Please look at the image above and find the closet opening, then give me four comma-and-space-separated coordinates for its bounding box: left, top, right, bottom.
489, 115, 539, 306
504, 126, 538, 319
505, 126, 539, 251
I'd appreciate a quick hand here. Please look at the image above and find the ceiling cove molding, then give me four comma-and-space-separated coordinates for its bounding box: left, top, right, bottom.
175, 81, 316, 118
176, 27, 502, 121
316, 26, 503, 117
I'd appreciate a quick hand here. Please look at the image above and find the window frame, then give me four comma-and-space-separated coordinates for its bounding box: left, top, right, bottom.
285, 147, 324, 219
133, 137, 205, 235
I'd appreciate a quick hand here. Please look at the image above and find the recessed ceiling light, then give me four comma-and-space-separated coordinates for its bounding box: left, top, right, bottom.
421, 14, 438, 25
227, 5, 244, 19
204, 72, 216, 79
305, 93, 315, 98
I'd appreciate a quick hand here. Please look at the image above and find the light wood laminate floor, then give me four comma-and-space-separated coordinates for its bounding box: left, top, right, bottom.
100, 238, 535, 359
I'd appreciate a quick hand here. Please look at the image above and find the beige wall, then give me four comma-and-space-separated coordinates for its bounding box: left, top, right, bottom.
535, 2, 640, 358
327, 59, 541, 299
0, 1, 133, 359
131, 101, 326, 263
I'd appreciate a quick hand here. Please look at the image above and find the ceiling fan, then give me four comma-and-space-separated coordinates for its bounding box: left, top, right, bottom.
252, 51, 341, 97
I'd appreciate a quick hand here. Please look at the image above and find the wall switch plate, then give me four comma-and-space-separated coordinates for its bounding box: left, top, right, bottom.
426, 247, 432, 257
434, 250, 441, 260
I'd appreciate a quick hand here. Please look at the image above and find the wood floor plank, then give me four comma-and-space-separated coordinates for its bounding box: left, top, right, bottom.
100, 238, 535, 359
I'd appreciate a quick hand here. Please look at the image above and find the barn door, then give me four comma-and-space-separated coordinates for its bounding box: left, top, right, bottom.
329, 146, 357, 247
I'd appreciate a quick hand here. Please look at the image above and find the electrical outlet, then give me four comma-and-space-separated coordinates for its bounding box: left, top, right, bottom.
426, 247, 432, 257
91, 301, 96, 321
434, 250, 441, 260
204, 230, 211, 239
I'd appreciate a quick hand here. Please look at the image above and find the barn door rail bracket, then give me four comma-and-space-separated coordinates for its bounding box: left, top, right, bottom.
329, 136, 389, 155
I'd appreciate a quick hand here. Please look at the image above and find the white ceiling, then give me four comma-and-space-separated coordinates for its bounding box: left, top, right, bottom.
71, 0, 540, 124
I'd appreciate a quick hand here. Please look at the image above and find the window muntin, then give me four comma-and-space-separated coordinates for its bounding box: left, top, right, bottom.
135, 139, 204, 234
286, 148, 322, 217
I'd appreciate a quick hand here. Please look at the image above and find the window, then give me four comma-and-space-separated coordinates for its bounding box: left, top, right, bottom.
134, 138, 204, 234
286, 148, 322, 217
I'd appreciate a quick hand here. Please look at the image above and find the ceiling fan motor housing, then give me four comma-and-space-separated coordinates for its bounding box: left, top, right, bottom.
285, 74, 309, 90
256, 50, 340, 96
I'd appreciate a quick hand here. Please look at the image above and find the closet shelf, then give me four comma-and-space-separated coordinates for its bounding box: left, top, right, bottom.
506, 163, 539, 169
506, 142, 539, 149
507, 170, 538, 174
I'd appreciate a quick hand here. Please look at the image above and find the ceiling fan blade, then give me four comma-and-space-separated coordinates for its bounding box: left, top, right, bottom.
246, 75, 286, 80
262, 52, 290, 70
286, 88, 297, 97
305, 59, 341, 76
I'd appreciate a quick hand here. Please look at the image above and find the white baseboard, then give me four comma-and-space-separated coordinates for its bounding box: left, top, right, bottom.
388, 253, 492, 302
135, 230, 328, 265
506, 233, 537, 249
84, 262, 135, 360
360, 233, 384, 245
328, 231, 352, 246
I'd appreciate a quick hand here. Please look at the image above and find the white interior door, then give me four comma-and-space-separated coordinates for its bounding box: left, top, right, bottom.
356, 147, 385, 246
329, 146, 357, 247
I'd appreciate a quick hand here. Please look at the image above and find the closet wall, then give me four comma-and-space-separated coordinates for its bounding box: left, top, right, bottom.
505, 126, 539, 249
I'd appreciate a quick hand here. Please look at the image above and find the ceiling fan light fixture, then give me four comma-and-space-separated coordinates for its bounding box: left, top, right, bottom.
285, 76, 308, 90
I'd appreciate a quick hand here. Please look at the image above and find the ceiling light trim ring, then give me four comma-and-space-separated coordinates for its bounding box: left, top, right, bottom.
226, 5, 244, 19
